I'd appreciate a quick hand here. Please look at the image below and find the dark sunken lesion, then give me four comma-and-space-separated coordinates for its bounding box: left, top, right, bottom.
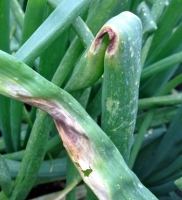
46, 103, 89, 146
94, 27, 118, 54
56, 118, 79, 144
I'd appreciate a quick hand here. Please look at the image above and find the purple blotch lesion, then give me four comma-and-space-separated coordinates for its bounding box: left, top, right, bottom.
94, 27, 118, 53
56, 118, 79, 144
16, 95, 89, 146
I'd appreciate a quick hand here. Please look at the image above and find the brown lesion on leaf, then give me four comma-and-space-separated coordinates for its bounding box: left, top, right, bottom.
18, 95, 91, 159
17, 95, 93, 171
55, 118, 79, 144
93, 26, 118, 54
18, 96, 89, 156
13, 95, 109, 199
54, 116, 90, 159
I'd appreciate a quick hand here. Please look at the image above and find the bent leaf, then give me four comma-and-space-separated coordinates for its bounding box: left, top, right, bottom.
65, 12, 143, 163
0, 14, 157, 200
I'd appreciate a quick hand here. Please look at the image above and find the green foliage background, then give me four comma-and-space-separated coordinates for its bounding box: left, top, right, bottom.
0, 0, 182, 199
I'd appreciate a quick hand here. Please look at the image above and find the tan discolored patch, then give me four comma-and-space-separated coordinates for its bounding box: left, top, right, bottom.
15, 95, 109, 199
17, 95, 93, 174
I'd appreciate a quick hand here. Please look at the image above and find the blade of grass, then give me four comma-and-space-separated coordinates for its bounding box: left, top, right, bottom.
151, 0, 167, 22
39, 27, 69, 80
10, 0, 24, 28
71, 16, 94, 48
19, 0, 47, 46
0, 192, 9, 200
138, 93, 182, 110
9, 21, 21, 49
140, 66, 178, 97
154, 170, 182, 186
132, 70, 182, 176
146, 155, 182, 184
38, 5, 69, 81
135, 106, 179, 131
0, 155, 13, 197
86, 76, 182, 125
149, 180, 177, 196
71, 88, 91, 110
17, 0, 24, 8
10, 112, 53, 200
0, 0, 10, 52
137, 1, 157, 35
10, 0, 47, 152
129, 0, 142, 13
129, 109, 155, 169
158, 73, 182, 95
175, 177, 182, 192
23, 106, 33, 128
45, 175, 81, 200
86, 87, 102, 120
150, 22, 182, 63
130, 63, 182, 169
140, 104, 182, 181
23, 106, 37, 148
10, 100, 22, 151
3, 150, 24, 161
3, 157, 67, 183
3, 134, 63, 161
146, 0, 182, 65
0, 0, 13, 153
66, 157, 81, 200
140, 126, 166, 149
133, 129, 164, 175
140, 0, 182, 96
15, 0, 92, 65
140, 0, 167, 67
141, 52, 182, 81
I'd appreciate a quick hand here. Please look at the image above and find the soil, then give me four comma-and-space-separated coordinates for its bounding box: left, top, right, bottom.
26, 180, 66, 199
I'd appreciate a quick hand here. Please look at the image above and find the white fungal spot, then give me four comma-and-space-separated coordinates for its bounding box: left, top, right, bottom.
106, 97, 120, 114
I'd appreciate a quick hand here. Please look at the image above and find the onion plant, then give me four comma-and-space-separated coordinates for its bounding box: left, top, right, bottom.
0, 0, 182, 200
